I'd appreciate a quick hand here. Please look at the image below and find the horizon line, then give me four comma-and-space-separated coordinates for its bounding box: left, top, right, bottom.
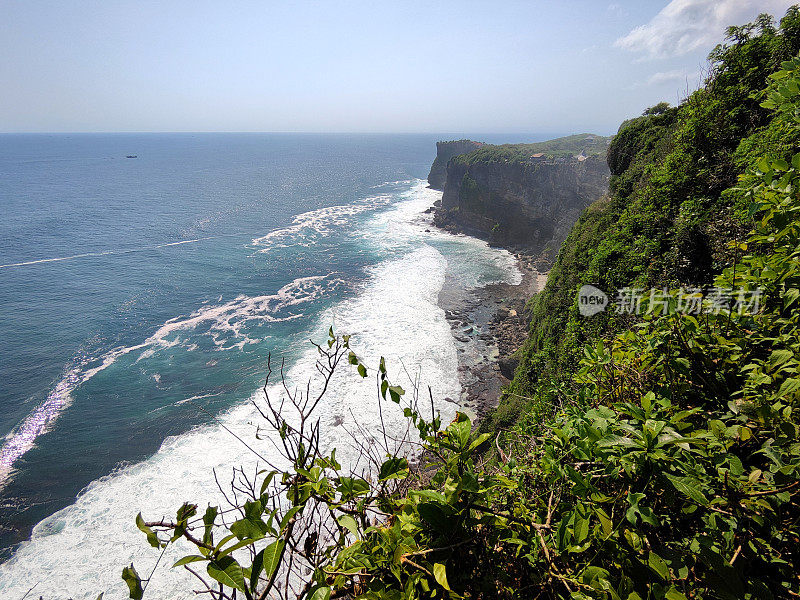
0, 129, 612, 137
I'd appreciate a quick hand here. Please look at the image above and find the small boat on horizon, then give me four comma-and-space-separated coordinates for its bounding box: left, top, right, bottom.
125, 155, 137, 159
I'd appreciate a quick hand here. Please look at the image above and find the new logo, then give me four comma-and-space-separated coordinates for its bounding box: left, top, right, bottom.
578, 285, 608, 316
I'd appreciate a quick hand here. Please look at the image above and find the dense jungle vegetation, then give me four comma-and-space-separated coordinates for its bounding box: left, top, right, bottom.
497, 7, 800, 424
120, 9, 800, 600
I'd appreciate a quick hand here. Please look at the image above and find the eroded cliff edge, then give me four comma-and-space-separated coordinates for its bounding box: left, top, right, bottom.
433, 134, 611, 258
427, 140, 485, 190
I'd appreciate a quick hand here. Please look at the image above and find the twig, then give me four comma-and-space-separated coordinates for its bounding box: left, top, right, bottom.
469, 503, 550, 529
19, 583, 38, 600
400, 556, 433, 577
746, 481, 799, 497
730, 544, 742, 565
401, 538, 473, 559
495, 434, 508, 463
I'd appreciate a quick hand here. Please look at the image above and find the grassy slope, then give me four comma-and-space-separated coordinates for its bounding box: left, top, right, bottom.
451, 133, 612, 166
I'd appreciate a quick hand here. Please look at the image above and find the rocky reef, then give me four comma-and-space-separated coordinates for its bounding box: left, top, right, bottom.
426, 139, 484, 190
433, 135, 611, 258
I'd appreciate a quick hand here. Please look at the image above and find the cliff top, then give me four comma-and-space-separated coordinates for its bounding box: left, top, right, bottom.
451, 133, 611, 166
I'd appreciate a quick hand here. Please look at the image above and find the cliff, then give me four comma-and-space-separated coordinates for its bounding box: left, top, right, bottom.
426, 139, 484, 190
433, 134, 611, 256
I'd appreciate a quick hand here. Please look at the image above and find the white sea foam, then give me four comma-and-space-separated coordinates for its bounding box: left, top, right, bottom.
366, 179, 522, 289
250, 194, 393, 251
0, 236, 226, 270
0, 180, 519, 599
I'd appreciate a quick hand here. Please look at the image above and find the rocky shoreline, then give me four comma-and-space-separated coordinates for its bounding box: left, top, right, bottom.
437, 248, 548, 421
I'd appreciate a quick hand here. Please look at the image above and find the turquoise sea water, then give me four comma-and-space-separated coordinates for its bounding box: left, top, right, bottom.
0, 133, 521, 597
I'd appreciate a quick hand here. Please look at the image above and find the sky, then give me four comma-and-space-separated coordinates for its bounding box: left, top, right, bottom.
0, 0, 797, 135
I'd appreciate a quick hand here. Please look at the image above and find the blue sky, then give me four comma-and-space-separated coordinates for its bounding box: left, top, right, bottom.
0, 0, 796, 134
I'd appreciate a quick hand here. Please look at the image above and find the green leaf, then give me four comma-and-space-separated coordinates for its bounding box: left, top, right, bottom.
784, 287, 800, 308
665, 588, 688, 600
250, 548, 265, 591
388, 385, 405, 403
433, 562, 451, 590
379, 457, 409, 481
580, 565, 611, 588
460, 471, 479, 493
573, 504, 590, 543
337, 514, 359, 538
230, 514, 267, 541
595, 507, 613, 537
418, 502, 454, 533
773, 159, 789, 171
122, 564, 144, 600
202, 505, 218, 545
176, 502, 197, 522
357, 363, 367, 378
336, 476, 370, 499
308, 586, 332, 600
648, 551, 669, 580
596, 434, 639, 449
207, 556, 247, 592
173, 555, 206, 567
665, 473, 708, 506
777, 377, 800, 398
136, 513, 162, 549
468, 432, 492, 452
448, 417, 471, 450
261, 539, 285, 581
218, 536, 264, 558
280, 505, 302, 530
768, 349, 794, 370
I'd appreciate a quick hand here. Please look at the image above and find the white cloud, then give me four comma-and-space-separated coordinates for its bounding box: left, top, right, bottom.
615, 0, 796, 59
646, 69, 700, 85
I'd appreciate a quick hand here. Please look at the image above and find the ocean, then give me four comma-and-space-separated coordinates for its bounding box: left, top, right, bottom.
0, 133, 521, 598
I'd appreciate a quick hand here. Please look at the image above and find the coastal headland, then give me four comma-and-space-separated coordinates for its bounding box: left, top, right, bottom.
427, 135, 610, 418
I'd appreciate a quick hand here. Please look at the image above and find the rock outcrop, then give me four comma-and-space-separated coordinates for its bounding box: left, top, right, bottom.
427, 140, 484, 190
433, 136, 610, 257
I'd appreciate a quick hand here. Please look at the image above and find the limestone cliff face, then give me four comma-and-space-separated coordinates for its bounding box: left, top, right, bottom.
427, 140, 484, 190
435, 154, 610, 256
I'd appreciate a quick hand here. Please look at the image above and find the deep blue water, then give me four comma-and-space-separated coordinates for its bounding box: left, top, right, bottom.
0, 133, 525, 597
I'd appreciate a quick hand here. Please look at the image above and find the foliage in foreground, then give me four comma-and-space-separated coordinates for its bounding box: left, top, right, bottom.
119, 52, 800, 600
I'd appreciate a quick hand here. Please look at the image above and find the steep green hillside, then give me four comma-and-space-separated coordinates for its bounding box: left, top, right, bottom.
493, 8, 800, 426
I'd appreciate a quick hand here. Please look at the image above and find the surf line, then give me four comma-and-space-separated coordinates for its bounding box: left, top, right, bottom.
0, 234, 248, 269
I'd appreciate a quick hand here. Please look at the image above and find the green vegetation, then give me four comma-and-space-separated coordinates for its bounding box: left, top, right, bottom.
451, 134, 611, 167
121, 10, 800, 600
499, 8, 800, 417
